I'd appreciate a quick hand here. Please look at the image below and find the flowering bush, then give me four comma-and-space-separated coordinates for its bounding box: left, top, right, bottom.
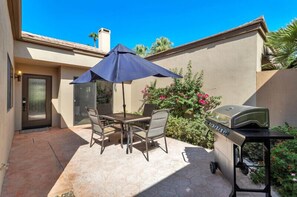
141, 61, 221, 148
142, 61, 221, 118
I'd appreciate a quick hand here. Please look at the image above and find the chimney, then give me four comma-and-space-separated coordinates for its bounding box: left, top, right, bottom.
98, 28, 111, 53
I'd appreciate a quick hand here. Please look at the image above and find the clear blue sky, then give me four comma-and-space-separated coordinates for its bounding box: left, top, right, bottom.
22, 0, 297, 50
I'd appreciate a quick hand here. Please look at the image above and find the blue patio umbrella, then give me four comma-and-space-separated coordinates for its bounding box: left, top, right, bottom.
71, 44, 182, 117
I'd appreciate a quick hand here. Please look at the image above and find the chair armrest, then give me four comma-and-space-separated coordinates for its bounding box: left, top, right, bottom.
99, 115, 116, 121
123, 117, 151, 124
130, 125, 146, 133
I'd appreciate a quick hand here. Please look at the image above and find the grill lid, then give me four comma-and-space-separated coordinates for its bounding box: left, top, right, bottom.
207, 105, 269, 129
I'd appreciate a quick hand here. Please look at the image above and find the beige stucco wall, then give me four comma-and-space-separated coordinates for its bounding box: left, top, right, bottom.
13, 39, 110, 128
256, 34, 264, 72
14, 40, 101, 68
14, 63, 118, 129
113, 83, 132, 113
13, 30, 265, 128
13, 40, 129, 128
13, 38, 135, 127
59, 66, 88, 128
14, 64, 60, 130
59, 67, 129, 127
0, 0, 15, 194
257, 70, 297, 127
14, 64, 100, 129
131, 31, 262, 112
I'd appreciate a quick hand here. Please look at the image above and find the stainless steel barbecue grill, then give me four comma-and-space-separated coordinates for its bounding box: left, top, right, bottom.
205, 105, 293, 197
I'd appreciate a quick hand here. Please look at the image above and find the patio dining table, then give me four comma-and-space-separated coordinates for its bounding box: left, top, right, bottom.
100, 113, 151, 153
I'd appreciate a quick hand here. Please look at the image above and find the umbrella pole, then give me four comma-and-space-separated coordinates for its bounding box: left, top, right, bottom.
122, 82, 126, 118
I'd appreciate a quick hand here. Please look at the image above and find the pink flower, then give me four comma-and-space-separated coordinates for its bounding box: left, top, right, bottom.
159, 95, 166, 100
197, 93, 203, 98
199, 99, 207, 105
203, 94, 209, 99
141, 87, 148, 94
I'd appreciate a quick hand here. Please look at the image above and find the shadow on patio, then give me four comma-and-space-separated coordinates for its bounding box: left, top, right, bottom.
1, 126, 279, 197
136, 146, 229, 197
1, 126, 90, 197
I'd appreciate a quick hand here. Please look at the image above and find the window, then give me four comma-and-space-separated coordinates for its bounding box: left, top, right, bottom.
73, 78, 96, 125
7, 54, 13, 111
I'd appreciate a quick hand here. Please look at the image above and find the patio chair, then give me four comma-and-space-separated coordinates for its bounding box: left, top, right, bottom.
131, 109, 169, 161
143, 103, 157, 117
86, 107, 120, 154
97, 103, 114, 126
135, 103, 157, 129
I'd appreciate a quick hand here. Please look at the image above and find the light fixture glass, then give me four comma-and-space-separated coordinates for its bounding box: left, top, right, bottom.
15, 70, 22, 81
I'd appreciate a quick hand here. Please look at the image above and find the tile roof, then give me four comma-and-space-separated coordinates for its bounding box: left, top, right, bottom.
21, 31, 106, 57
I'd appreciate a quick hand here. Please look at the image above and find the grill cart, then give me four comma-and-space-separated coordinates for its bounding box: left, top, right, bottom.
206, 105, 294, 197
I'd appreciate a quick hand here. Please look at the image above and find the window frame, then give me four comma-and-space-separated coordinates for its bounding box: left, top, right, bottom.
7, 54, 13, 111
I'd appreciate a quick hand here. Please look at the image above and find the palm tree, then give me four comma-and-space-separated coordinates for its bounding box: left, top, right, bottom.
265, 19, 297, 69
134, 44, 148, 57
150, 37, 173, 54
89, 32, 98, 47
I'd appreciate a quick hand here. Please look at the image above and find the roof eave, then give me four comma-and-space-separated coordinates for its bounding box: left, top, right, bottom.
7, 0, 22, 39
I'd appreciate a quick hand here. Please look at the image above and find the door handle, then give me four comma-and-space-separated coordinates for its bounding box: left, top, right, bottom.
22, 97, 26, 111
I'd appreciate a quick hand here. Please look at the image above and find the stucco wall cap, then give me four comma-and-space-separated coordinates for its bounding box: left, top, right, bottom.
146, 16, 268, 60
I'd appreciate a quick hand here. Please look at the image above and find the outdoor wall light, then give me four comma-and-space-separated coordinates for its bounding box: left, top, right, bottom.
15, 70, 22, 81
0, 162, 9, 171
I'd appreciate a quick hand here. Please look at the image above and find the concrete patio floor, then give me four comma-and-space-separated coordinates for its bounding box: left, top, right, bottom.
1, 126, 279, 197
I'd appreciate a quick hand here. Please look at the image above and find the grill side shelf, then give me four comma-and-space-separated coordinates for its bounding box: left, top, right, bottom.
234, 129, 294, 141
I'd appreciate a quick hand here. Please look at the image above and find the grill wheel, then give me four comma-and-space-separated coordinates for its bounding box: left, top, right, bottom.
210, 161, 217, 174
239, 162, 249, 175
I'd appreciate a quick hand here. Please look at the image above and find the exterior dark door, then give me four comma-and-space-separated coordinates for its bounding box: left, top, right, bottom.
22, 74, 52, 129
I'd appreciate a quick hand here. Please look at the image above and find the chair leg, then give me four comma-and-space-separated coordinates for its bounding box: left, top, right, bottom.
120, 124, 124, 148
130, 131, 133, 153
90, 131, 94, 147
164, 136, 168, 153
145, 138, 149, 161
120, 131, 123, 148
101, 136, 105, 154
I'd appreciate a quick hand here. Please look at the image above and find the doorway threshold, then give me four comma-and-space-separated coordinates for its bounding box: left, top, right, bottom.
19, 127, 50, 134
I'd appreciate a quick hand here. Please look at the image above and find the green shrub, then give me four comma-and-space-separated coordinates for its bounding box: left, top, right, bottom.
166, 116, 214, 149
242, 142, 264, 162
250, 123, 297, 196
141, 61, 221, 149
